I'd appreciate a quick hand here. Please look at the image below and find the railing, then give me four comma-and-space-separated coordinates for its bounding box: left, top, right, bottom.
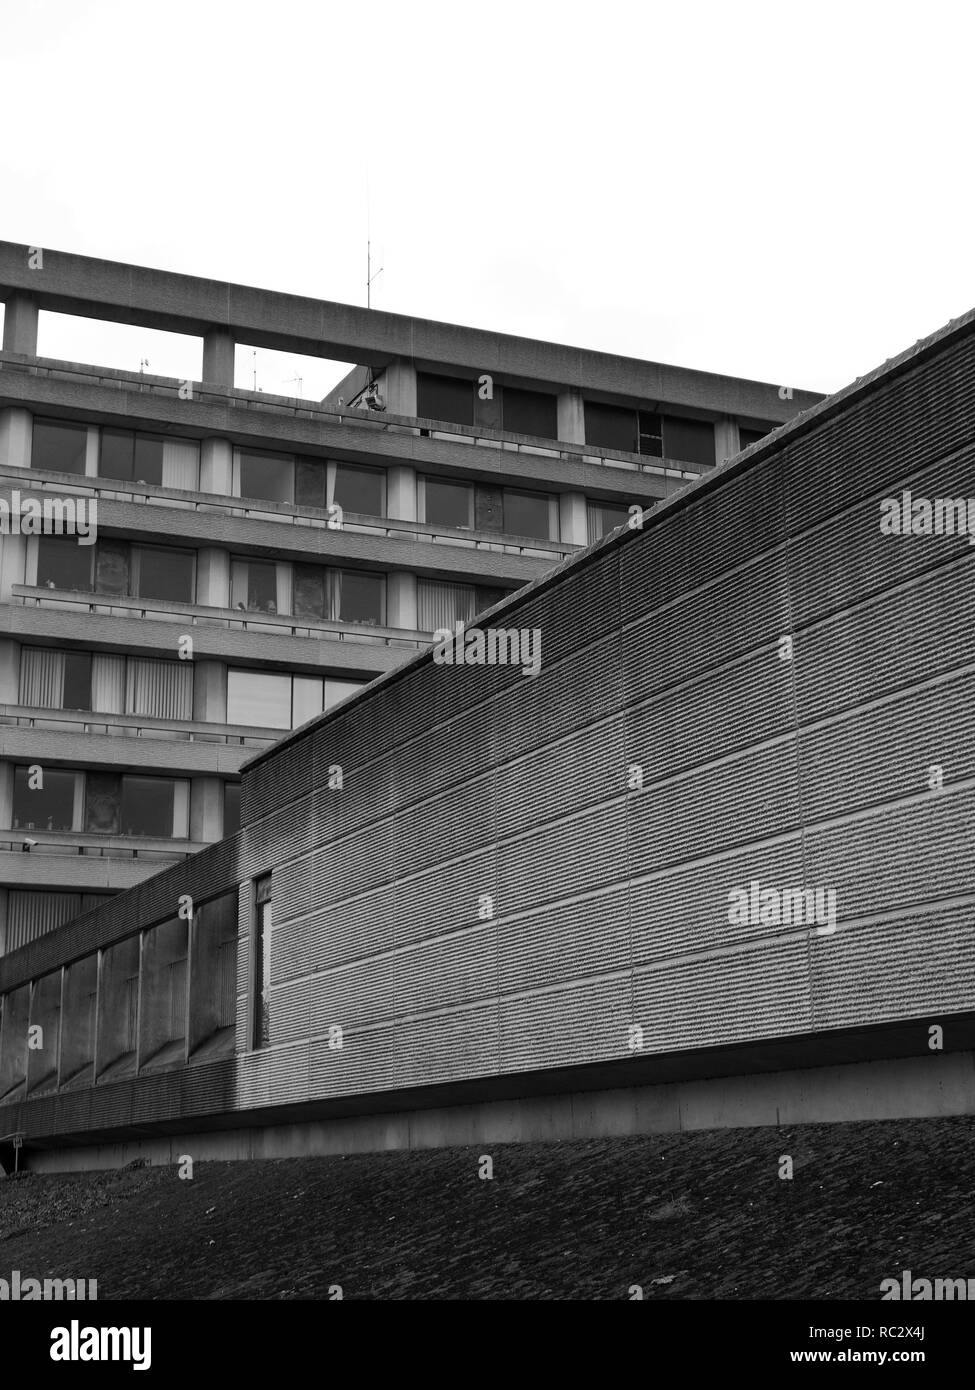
0, 462, 581, 563
0, 831, 195, 861
0, 703, 280, 747
0, 351, 705, 481
10, 585, 434, 651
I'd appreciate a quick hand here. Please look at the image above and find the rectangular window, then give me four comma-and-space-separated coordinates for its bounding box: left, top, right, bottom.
423, 477, 473, 529
223, 782, 241, 836
587, 502, 631, 543
12, 767, 76, 832
502, 387, 557, 439
227, 670, 293, 729
585, 402, 638, 454
503, 488, 553, 540
336, 570, 385, 625
739, 422, 776, 450
638, 411, 663, 457
36, 536, 93, 592
293, 563, 327, 622
19, 647, 92, 710
31, 419, 87, 475
292, 676, 325, 727
94, 541, 129, 596
231, 559, 278, 615
99, 429, 166, 486
133, 546, 195, 604
417, 580, 477, 632
295, 458, 327, 510
332, 464, 385, 517
417, 372, 474, 426
125, 657, 193, 720
121, 776, 176, 838
238, 450, 295, 505
662, 416, 715, 468
62, 652, 93, 709
253, 875, 272, 1048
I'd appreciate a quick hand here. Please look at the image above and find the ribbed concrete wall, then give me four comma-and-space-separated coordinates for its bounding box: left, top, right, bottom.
1, 310, 974, 1147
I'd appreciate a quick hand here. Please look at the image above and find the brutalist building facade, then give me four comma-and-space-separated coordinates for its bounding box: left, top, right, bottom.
6, 247, 971, 1171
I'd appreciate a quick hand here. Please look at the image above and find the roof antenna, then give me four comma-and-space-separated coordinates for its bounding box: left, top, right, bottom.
367, 239, 383, 309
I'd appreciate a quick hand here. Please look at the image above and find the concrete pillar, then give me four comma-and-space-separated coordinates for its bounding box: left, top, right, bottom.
387, 572, 418, 631
382, 359, 417, 417
200, 438, 233, 496
559, 492, 588, 545
202, 329, 235, 388
196, 548, 230, 609
0, 887, 7, 957
557, 389, 586, 446
0, 761, 14, 830
387, 465, 417, 522
0, 639, 21, 703
0, 407, 32, 469
2, 295, 39, 357
192, 660, 227, 723
714, 416, 741, 464
190, 776, 224, 843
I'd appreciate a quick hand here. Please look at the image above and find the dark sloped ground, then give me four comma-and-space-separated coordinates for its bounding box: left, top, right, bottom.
1, 1116, 973, 1300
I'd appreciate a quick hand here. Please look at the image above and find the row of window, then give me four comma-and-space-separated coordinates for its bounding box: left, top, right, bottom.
10, 765, 241, 841
17, 646, 366, 732
34, 538, 510, 630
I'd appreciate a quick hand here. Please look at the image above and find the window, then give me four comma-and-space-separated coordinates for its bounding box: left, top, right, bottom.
664, 417, 715, 468
19, 648, 191, 720
19, 648, 93, 710
253, 875, 273, 1048
418, 580, 508, 632
84, 773, 189, 838
585, 402, 637, 454
36, 536, 93, 591
12, 767, 76, 832
332, 464, 385, 517
739, 422, 776, 450
295, 458, 326, 509
237, 450, 294, 505
231, 558, 278, 614
587, 502, 631, 543
99, 429, 165, 486
337, 570, 385, 625
417, 372, 474, 426
503, 489, 553, 540
31, 419, 87, 475
227, 671, 292, 729
502, 387, 557, 439
423, 478, 473, 529
223, 782, 241, 836
133, 546, 195, 604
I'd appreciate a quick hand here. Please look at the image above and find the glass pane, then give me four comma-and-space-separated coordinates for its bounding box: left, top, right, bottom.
417, 373, 474, 426
95, 542, 130, 596
584, 403, 637, 453
227, 670, 292, 729
32, 419, 87, 475
121, 776, 175, 838
232, 560, 277, 614
503, 490, 551, 539
293, 564, 327, 621
133, 434, 165, 486
663, 416, 715, 467
62, 652, 93, 710
337, 571, 384, 625
239, 451, 294, 504
424, 478, 472, 529
587, 503, 630, 543
223, 782, 241, 836
85, 772, 121, 834
36, 537, 92, 591
12, 767, 76, 832
292, 676, 324, 727
502, 387, 557, 440
136, 547, 194, 604
296, 458, 327, 509
323, 678, 363, 710
333, 465, 385, 517
99, 429, 135, 480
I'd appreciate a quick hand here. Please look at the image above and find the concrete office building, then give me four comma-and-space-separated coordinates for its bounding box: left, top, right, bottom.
0, 242, 816, 959
1, 278, 973, 1172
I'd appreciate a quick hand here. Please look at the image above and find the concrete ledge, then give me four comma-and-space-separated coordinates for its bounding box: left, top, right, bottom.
21, 1050, 975, 1173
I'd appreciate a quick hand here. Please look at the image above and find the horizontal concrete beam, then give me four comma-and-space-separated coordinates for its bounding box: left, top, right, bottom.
0, 726, 250, 775
0, 241, 823, 418
0, 853, 169, 892
0, 606, 405, 675
0, 363, 677, 503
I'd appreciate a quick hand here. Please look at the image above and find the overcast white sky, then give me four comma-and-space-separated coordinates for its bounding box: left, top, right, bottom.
1, 0, 973, 399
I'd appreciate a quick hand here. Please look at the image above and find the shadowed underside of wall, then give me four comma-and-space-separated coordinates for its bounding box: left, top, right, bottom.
2, 310, 975, 1159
